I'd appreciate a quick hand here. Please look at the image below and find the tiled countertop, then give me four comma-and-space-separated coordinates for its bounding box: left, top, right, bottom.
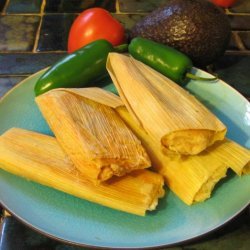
0, 0, 250, 99
0, 0, 250, 249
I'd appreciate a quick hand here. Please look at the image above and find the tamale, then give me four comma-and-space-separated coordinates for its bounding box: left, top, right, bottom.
205, 139, 250, 176
35, 88, 150, 184
117, 106, 250, 205
107, 53, 227, 155
0, 128, 165, 216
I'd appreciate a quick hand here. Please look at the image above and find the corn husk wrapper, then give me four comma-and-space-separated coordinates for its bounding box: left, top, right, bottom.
205, 139, 250, 176
117, 106, 250, 205
35, 88, 150, 184
107, 53, 227, 155
0, 128, 165, 216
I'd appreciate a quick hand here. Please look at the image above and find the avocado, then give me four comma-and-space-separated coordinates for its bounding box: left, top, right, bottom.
130, 0, 231, 66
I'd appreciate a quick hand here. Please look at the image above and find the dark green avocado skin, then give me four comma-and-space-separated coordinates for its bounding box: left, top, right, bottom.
130, 0, 231, 66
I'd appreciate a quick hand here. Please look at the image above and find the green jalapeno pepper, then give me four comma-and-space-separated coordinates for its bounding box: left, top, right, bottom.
34, 40, 127, 96
128, 37, 216, 85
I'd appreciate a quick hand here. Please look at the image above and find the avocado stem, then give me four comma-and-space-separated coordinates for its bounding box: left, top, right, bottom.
186, 72, 217, 82
114, 44, 128, 53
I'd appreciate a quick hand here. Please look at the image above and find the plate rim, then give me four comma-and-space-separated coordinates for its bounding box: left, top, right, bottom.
0, 67, 250, 249
0, 67, 48, 103
0, 199, 249, 249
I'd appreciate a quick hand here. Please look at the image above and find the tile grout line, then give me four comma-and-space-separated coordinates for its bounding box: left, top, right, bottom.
232, 32, 246, 50
32, 0, 46, 52
0, 74, 30, 77
115, 0, 120, 14
0, 50, 66, 54
225, 50, 250, 55
0, 0, 249, 17
0, 12, 248, 16
0, 12, 148, 15
1, 12, 250, 16
1, 0, 10, 13
1, 13, 41, 16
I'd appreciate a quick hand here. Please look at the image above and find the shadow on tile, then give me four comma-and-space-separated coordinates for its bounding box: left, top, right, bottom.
45, 0, 116, 13
37, 14, 77, 51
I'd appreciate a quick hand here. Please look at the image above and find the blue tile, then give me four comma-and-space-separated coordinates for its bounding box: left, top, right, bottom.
119, 0, 166, 13
229, 0, 250, 13
113, 13, 145, 30
0, 0, 6, 12
0, 217, 58, 249
230, 31, 250, 51
229, 15, 250, 30
0, 15, 40, 51
37, 14, 77, 51
228, 32, 239, 50
239, 31, 250, 50
213, 55, 250, 97
0, 53, 66, 74
6, 0, 42, 13
45, 0, 116, 13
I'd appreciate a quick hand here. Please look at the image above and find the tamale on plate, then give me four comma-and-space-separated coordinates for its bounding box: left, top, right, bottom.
117, 106, 250, 205
204, 139, 250, 176
35, 88, 150, 184
0, 128, 165, 216
107, 53, 227, 156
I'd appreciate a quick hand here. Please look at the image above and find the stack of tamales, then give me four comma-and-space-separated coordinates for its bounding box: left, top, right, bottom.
0, 88, 165, 216
0, 53, 249, 215
106, 53, 250, 205
0, 128, 164, 216
117, 107, 250, 204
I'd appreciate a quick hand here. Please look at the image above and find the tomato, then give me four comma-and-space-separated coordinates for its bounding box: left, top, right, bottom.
68, 8, 125, 53
211, 0, 237, 8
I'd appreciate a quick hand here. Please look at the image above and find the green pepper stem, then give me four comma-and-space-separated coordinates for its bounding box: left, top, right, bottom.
185, 72, 217, 81
114, 44, 128, 53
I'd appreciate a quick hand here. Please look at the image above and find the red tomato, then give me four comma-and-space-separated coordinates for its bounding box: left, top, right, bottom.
68, 8, 125, 53
211, 0, 237, 8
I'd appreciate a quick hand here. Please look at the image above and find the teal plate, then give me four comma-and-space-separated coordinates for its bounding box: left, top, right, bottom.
0, 69, 250, 249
